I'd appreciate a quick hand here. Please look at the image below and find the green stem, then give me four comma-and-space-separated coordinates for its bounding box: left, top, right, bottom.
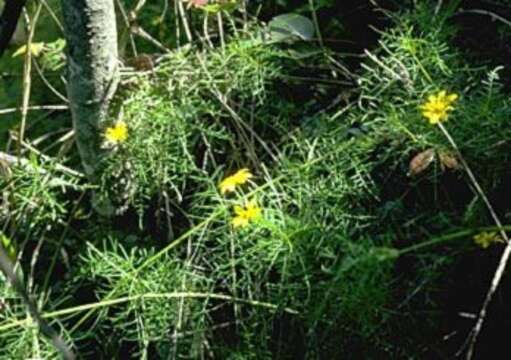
0, 291, 298, 332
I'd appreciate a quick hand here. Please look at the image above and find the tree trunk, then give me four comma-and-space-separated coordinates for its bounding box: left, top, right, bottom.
61, 0, 119, 179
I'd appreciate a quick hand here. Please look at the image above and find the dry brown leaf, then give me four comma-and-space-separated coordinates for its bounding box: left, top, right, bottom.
0, 159, 12, 179
126, 54, 154, 71
439, 151, 461, 170
409, 148, 435, 176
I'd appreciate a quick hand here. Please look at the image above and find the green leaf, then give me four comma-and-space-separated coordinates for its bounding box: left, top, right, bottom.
41, 39, 66, 71
268, 13, 315, 42
202, 0, 239, 14
0, 233, 16, 260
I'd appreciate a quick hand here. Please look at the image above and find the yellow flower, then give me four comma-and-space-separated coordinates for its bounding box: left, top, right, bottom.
473, 231, 501, 249
219, 168, 253, 195
105, 121, 128, 144
420, 90, 458, 125
231, 199, 262, 228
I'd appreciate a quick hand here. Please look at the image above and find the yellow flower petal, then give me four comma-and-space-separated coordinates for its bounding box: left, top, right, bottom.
219, 178, 237, 194
218, 168, 253, 195
448, 93, 458, 102
234, 205, 244, 215
232, 216, 249, 228
230, 199, 262, 229
420, 90, 458, 125
244, 200, 261, 219
231, 168, 253, 184
474, 231, 500, 249
105, 121, 128, 144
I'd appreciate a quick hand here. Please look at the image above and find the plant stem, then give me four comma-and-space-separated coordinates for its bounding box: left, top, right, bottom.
0, 291, 299, 332
438, 123, 510, 360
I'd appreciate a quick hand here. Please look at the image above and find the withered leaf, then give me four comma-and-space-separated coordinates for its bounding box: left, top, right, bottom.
0, 159, 12, 179
439, 151, 461, 170
126, 54, 154, 71
409, 148, 435, 176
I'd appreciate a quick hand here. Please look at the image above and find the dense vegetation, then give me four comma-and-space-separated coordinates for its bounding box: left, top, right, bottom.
1, 0, 511, 358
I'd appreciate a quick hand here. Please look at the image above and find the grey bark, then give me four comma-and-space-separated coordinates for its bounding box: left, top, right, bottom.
61, 0, 119, 179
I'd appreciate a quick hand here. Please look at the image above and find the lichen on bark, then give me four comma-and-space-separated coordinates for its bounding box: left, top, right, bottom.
61, 0, 119, 179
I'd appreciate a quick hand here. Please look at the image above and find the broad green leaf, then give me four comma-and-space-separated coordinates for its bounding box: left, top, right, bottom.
268, 14, 315, 42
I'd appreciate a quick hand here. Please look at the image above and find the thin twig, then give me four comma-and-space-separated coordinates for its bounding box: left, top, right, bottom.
41, 192, 87, 293
438, 123, 510, 360
217, 12, 225, 50
0, 104, 68, 115
131, 25, 171, 53
456, 8, 511, 28
308, 0, 324, 47
40, 0, 64, 32
0, 246, 75, 359
33, 59, 69, 102
133, 0, 147, 13
18, 4, 42, 156
434, 0, 443, 16
0, 291, 299, 332
3, 135, 84, 178
202, 14, 213, 48
115, 0, 138, 56
174, 0, 181, 47
177, 0, 193, 43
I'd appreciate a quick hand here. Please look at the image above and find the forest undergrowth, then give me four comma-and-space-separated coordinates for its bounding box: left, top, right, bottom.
1, 0, 511, 358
